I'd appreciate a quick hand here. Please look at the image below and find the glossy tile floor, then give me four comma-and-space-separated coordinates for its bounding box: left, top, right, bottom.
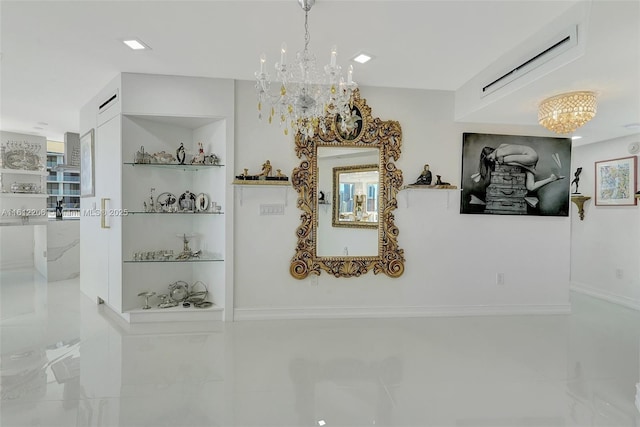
1, 269, 639, 427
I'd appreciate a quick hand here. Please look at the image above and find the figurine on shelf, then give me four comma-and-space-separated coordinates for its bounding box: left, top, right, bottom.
176, 142, 186, 165
191, 142, 205, 164
152, 151, 176, 164
146, 188, 156, 212
176, 234, 201, 260
275, 169, 288, 180
319, 191, 325, 203
204, 153, 219, 166
435, 175, 450, 185
571, 167, 583, 194
259, 160, 272, 177
413, 164, 432, 185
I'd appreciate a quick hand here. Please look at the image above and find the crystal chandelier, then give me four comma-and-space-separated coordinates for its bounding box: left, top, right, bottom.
255, 0, 357, 138
538, 91, 597, 134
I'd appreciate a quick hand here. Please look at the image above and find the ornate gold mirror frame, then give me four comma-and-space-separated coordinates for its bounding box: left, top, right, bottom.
291, 89, 404, 278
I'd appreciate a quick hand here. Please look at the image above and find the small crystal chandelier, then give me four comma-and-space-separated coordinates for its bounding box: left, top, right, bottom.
255, 0, 357, 138
538, 91, 597, 134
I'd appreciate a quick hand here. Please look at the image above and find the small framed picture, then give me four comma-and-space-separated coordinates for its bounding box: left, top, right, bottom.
594, 156, 637, 206
80, 128, 95, 197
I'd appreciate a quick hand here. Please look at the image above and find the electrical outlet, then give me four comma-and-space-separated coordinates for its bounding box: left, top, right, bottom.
496, 272, 505, 285
615, 268, 624, 279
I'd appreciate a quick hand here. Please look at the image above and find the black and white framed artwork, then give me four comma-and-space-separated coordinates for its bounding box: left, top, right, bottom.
460, 133, 571, 216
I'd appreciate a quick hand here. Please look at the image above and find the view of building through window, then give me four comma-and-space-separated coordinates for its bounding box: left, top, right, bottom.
46, 150, 80, 218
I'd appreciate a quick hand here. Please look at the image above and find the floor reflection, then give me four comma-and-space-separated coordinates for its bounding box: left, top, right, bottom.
0, 269, 639, 426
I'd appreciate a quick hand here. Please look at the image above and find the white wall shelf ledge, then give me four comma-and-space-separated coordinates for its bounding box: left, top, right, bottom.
124, 257, 224, 263
400, 186, 461, 209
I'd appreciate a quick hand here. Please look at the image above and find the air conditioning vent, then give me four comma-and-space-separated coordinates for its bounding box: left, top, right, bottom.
481, 25, 578, 97
98, 89, 119, 113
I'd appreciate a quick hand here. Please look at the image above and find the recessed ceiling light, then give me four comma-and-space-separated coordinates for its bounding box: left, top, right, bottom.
122, 39, 150, 50
352, 53, 372, 64
37, 122, 48, 126
33, 126, 43, 130
623, 122, 640, 129
571, 136, 582, 140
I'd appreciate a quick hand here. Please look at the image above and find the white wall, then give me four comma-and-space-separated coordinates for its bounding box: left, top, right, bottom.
570, 134, 640, 310
233, 80, 572, 319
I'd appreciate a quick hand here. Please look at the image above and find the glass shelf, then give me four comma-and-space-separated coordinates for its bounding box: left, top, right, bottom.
124, 162, 224, 170
124, 257, 224, 264
127, 211, 224, 215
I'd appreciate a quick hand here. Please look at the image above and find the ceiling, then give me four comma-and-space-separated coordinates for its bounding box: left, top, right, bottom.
1, 0, 638, 145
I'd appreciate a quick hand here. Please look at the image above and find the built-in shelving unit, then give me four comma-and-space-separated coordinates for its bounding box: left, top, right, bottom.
121, 114, 227, 321
79, 73, 234, 323
0, 135, 49, 226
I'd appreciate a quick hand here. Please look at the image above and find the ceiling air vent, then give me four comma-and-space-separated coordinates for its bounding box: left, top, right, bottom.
481, 25, 578, 98
98, 89, 119, 114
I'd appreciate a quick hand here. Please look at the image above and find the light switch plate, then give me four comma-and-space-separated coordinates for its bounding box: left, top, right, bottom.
260, 204, 285, 215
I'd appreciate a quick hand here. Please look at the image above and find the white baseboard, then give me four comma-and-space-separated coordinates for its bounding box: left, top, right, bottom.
571, 282, 640, 311
234, 304, 571, 321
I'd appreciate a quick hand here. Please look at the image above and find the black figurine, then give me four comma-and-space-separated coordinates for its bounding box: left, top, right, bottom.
413, 164, 432, 185
435, 175, 450, 185
176, 142, 186, 165
319, 191, 325, 202
571, 167, 583, 194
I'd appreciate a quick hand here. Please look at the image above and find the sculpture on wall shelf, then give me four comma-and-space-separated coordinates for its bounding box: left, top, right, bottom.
571, 167, 583, 194
234, 160, 289, 182
413, 164, 432, 185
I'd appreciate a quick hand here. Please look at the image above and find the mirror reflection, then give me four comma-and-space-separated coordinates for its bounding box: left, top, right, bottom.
333, 165, 379, 227
317, 147, 379, 257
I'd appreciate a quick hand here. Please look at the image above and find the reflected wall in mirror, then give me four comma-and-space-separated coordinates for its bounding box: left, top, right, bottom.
333, 164, 379, 229
291, 89, 404, 279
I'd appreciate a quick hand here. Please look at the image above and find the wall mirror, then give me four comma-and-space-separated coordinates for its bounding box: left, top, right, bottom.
291, 89, 404, 278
